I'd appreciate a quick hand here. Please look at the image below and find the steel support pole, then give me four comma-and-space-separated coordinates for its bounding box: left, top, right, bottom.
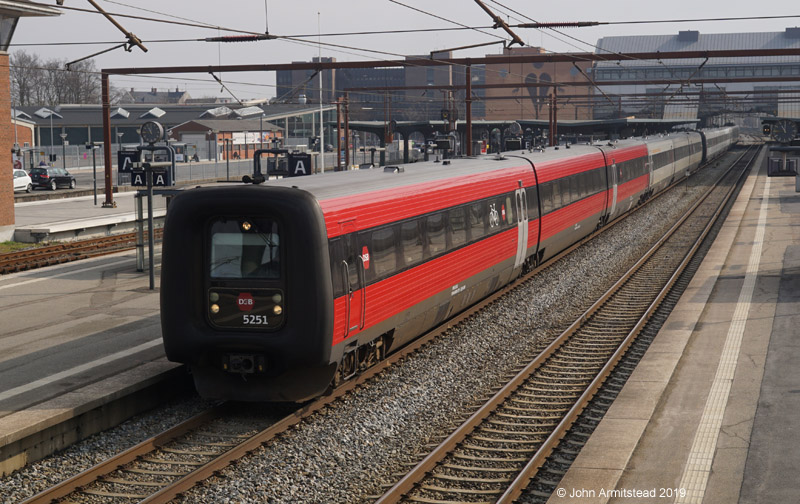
101, 73, 115, 207
136, 193, 144, 272
466, 62, 473, 156
553, 87, 558, 145
336, 99, 342, 170
147, 169, 155, 290
344, 93, 350, 169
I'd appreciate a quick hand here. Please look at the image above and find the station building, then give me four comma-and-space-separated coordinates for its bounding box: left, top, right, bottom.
11, 101, 336, 166
592, 28, 800, 126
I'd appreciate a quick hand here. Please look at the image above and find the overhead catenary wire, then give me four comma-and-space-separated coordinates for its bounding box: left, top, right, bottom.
19, 2, 789, 119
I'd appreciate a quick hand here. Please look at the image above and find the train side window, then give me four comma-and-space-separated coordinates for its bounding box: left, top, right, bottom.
504, 195, 514, 225
469, 202, 486, 240
329, 237, 344, 298
357, 231, 376, 284
570, 175, 579, 202
578, 174, 585, 199
551, 181, 562, 211
560, 178, 571, 206
595, 169, 604, 194
539, 183, 552, 214
426, 213, 446, 256
527, 188, 539, 220
371, 226, 398, 279
331, 234, 359, 292
449, 207, 467, 247
400, 220, 424, 267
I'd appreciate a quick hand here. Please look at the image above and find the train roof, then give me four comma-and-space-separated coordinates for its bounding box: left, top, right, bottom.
251, 142, 647, 202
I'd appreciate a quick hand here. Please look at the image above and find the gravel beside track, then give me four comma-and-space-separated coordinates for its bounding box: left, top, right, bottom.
1, 158, 731, 504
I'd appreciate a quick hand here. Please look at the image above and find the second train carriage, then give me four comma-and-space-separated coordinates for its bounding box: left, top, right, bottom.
160, 127, 738, 402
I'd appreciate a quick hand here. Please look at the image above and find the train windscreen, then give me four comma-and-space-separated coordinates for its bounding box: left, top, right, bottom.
209, 218, 280, 279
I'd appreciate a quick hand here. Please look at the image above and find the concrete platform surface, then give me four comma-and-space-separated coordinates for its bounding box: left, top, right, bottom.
13, 191, 168, 243
0, 247, 186, 475
547, 149, 800, 503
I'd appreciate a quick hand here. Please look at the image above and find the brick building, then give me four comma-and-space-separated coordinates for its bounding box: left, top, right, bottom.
483, 47, 593, 121
1, 52, 13, 240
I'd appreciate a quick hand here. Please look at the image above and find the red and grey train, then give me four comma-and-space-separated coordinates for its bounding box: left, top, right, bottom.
160, 126, 738, 402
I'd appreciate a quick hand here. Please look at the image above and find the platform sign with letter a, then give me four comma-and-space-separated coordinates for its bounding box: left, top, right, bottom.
288, 153, 312, 177
131, 167, 172, 186
118, 150, 141, 173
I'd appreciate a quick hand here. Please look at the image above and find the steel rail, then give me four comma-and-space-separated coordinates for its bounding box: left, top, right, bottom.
19, 407, 225, 504
0, 230, 161, 274
374, 145, 757, 504
497, 145, 760, 503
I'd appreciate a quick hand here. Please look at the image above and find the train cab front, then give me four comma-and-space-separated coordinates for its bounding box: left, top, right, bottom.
160, 185, 335, 402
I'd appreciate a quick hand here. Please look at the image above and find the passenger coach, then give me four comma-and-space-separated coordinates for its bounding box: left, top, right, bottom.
160, 127, 737, 402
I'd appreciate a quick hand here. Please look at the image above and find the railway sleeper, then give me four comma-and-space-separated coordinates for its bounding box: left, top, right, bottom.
442, 463, 520, 473
452, 452, 528, 463
510, 397, 574, 407
82, 489, 150, 499
100, 478, 167, 488
432, 472, 513, 484
122, 467, 187, 477
479, 425, 551, 436
472, 435, 542, 445
459, 443, 536, 454
419, 484, 505, 495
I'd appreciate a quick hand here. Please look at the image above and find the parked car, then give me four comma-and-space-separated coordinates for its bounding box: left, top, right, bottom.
29, 166, 76, 191
13, 169, 32, 193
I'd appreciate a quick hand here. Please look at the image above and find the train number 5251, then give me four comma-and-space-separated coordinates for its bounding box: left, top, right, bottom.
243, 314, 269, 325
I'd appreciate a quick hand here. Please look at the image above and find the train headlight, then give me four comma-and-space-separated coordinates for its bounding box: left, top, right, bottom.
209, 292, 219, 303
241, 221, 252, 231
272, 293, 282, 303
210, 303, 220, 314
273, 305, 283, 315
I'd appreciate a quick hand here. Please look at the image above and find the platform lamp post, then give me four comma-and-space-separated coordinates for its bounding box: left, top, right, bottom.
59, 132, 67, 170
223, 137, 231, 181
86, 143, 99, 205
260, 113, 264, 150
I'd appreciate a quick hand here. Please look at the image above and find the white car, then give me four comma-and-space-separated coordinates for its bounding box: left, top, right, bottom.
13, 169, 32, 193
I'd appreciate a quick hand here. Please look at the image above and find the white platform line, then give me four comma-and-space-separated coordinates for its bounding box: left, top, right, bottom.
674, 176, 771, 504
0, 258, 133, 291
0, 339, 163, 403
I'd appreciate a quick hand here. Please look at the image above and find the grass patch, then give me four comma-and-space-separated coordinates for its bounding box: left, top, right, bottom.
0, 241, 45, 254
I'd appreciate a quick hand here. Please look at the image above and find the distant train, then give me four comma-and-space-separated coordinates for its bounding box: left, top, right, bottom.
160, 126, 738, 402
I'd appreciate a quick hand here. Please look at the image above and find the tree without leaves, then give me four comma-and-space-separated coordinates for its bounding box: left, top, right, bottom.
9, 50, 104, 107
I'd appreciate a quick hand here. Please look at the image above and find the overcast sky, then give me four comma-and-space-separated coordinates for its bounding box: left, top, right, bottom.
9, 0, 800, 100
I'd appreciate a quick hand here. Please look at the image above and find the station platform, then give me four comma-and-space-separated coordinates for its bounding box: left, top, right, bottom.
13, 189, 168, 243
548, 151, 798, 503
0, 240, 189, 476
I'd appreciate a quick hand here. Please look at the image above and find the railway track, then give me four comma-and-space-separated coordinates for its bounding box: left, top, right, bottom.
18, 149, 753, 504
0, 230, 161, 274
372, 146, 759, 504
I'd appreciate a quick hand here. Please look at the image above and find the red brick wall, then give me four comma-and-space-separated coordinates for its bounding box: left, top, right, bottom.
0, 52, 14, 234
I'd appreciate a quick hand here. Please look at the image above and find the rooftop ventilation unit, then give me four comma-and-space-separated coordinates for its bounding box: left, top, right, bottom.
140, 107, 166, 119
110, 107, 130, 119
786, 27, 800, 39
678, 30, 699, 42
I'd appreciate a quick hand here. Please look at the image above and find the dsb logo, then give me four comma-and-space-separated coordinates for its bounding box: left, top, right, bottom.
237, 293, 255, 311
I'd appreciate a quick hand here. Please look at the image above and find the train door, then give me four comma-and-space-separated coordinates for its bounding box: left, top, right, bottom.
340, 225, 366, 339
514, 186, 529, 269
609, 158, 618, 218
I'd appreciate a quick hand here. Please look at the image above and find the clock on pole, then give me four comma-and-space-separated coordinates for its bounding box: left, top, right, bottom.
140, 121, 164, 144
772, 119, 798, 144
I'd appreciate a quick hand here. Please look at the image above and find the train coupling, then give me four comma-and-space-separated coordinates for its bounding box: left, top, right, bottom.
223, 354, 267, 374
